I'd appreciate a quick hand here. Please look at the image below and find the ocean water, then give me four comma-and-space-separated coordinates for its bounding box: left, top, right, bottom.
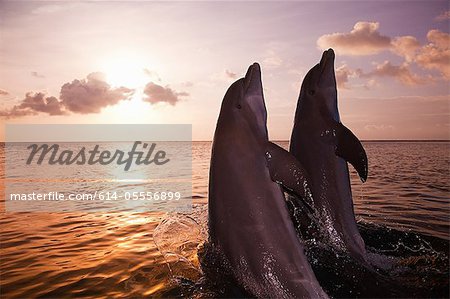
0, 141, 448, 298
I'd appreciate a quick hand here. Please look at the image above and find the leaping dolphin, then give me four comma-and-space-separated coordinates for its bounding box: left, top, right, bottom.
289, 49, 369, 264
205, 63, 328, 298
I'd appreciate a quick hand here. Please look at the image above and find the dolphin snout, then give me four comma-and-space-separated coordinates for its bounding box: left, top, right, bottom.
319, 48, 335, 73
244, 62, 261, 92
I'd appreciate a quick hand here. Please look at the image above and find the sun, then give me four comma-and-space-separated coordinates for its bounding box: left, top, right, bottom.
99, 51, 156, 89
95, 50, 166, 121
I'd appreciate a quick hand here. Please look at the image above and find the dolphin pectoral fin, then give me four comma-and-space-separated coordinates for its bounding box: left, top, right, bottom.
335, 123, 368, 182
265, 142, 313, 207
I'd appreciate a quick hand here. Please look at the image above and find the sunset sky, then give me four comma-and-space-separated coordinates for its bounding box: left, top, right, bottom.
0, 1, 449, 141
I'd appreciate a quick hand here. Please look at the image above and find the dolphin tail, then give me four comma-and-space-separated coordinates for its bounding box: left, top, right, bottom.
334, 122, 368, 182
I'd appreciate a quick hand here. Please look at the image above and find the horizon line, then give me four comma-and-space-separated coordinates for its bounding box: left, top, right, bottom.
1, 139, 449, 143
193, 139, 450, 142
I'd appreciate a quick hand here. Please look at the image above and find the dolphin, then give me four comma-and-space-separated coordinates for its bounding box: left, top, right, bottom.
205, 63, 328, 299
289, 49, 369, 264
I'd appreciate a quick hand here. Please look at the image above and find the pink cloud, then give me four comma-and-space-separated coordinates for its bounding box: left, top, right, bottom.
0, 72, 134, 118
317, 22, 391, 55
317, 22, 450, 87
391, 36, 421, 62
60, 72, 134, 114
225, 70, 237, 79
143, 82, 188, 105
435, 10, 450, 21
361, 61, 429, 86
335, 64, 361, 89
415, 30, 450, 79
0, 92, 66, 119
31, 71, 45, 78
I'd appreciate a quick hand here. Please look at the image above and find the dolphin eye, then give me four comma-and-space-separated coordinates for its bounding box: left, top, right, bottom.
236, 104, 242, 109
309, 90, 315, 95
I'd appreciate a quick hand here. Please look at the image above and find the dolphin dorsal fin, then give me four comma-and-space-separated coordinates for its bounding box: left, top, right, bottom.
335, 123, 368, 182
265, 142, 314, 210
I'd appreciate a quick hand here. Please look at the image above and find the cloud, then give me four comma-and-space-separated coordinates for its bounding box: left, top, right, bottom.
318, 22, 450, 87
426, 29, 450, 49
19, 92, 65, 115
60, 72, 134, 113
143, 82, 188, 105
0, 92, 66, 119
225, 70, 237, 79
0, 89, 8, 96
415, 30, 450, 79
335, 64, 361, 89
318, 22, 449, 77
391, 36, 420, 62
143, 69, 161, 82
392, 29, 450, 79
360, 61, 428, 86
435, 10, 450, 21
337, 61, 428, 88
31, 71, 45, 78
317, 22, 391, 55
0, 108, 35, 119
211, 69, 239, 82
1, 72, 134, 118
